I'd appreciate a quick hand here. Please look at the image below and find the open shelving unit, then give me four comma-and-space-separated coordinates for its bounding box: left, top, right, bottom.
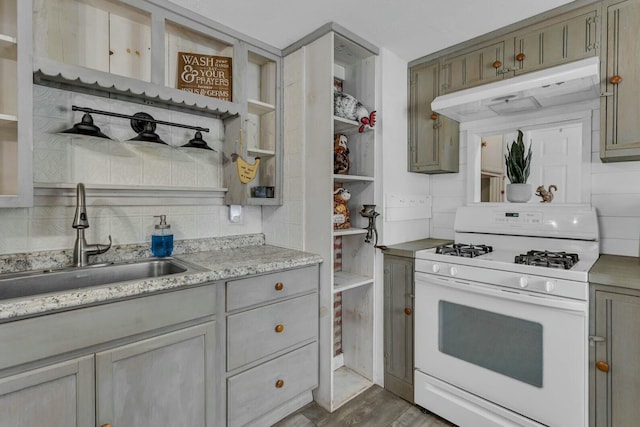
286, 24, 378, 412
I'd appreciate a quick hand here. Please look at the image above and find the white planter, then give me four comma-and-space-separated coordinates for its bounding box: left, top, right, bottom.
506, 183, 533, 203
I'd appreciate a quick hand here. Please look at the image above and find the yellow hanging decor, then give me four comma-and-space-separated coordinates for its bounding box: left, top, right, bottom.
232, 128, 261, 184
232, 153, 261, 183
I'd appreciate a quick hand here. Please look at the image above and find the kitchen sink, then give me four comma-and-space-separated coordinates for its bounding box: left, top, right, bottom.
0, 258, 204, 301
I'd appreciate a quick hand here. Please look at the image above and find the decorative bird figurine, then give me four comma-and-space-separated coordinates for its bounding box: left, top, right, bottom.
334, 90, 377, 133
231, 153, 261, 184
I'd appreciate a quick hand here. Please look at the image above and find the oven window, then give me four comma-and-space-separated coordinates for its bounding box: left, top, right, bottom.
439, 301, 543, 387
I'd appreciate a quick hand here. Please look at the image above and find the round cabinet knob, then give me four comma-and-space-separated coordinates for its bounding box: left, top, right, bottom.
275, 324, 284, 333
432, 264, 440, 273
430, 112, 438, 120
545, 280, 555, 292
609, 75, 622, 85
519, 277, 528, 288
101, 424, 113, 427
492, 60, 502, 69
449, 267, 458, 276
516, 52, 525, 62
275, 282, 284, 291
275, 379, 285, 388
404, 307, 412, 315
596, 361, 610, 373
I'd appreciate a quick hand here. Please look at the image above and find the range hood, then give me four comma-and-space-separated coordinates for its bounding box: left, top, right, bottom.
431, 56, 600, 122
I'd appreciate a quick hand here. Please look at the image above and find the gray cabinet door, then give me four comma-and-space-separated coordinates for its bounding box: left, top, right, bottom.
0, 356, 94, 427
96, 322, 216, 427
442, 40, 507, 93
600, 0, 640, 162
593, 290, 640, 426
408, 60, 459, 174
383, 254, 414, 403
514, 6, 598, 75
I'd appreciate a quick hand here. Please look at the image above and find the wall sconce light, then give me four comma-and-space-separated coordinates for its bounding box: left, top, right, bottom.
61, 106, 214, 149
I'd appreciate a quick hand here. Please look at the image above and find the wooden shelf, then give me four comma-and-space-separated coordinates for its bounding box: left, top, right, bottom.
333, 271, 373, 293
248, 99, 276, 115
332, 366, 373, 410
333, 116, 360, 133
247, 147, 276, 158
0, 34, 17, 60
333, 174, 374, 183
0, 114, 18, 127
333, 228, 367, 237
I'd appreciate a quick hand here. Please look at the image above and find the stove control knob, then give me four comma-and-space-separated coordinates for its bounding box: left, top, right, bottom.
449, 267, 458, 276
432, 264, 440, 273
519, 277, 528, 288
545, 280, 555, 292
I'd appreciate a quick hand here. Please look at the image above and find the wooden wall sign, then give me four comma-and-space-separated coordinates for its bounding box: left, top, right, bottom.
176, 52, 232, 101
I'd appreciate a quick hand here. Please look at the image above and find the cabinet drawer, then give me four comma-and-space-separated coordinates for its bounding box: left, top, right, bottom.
226, 265, 318, 311
227, 293, 317, 371
0, 284, 216, 372
227, 342, 318, 427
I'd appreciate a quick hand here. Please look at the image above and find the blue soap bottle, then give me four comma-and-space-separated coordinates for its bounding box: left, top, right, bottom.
151, 215, 173, 257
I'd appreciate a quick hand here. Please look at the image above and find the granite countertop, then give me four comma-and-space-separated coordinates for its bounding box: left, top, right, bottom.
589, 254, 640, 292
0, 237, 322, 323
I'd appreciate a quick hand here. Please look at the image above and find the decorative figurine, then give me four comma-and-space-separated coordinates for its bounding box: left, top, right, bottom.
333, 187, 351, 229
334, 133, 350, 174
535, 185, 557, 203
334, 90, 377, 133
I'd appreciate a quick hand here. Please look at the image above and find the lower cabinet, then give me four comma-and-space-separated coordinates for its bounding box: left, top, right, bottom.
0, 283, 218, 427
225, 265, 320, 427
383, 254, 415, 403
96, 323, 216, 427
591, 285, 640, 426
0, 355, 94, 427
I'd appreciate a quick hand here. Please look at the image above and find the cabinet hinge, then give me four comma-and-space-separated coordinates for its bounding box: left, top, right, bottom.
589, 335, 606, 346
600, 92, 614, 97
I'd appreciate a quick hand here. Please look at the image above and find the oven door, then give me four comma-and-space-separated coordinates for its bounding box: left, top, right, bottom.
414, 272, 587, 427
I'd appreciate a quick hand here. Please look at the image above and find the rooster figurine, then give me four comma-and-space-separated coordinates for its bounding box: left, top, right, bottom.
334, 90, 376, 133
231, 153, 261, 184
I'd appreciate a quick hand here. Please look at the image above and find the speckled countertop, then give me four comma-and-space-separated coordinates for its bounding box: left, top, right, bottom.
0, 235, 322, 322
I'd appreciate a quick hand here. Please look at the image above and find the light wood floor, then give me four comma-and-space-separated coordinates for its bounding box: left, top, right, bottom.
273, 385, 458, 427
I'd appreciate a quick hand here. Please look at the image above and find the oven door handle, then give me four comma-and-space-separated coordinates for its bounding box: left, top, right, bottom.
416, 273, 586, 313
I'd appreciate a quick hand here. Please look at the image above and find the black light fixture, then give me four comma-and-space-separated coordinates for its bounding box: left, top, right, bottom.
127, 121, 168, 145
60, 113, 111, 139
181, 131, 214, 150
62, 106, 212, 148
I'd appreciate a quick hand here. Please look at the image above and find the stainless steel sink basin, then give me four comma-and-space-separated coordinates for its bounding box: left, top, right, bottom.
0, 258, 203, 301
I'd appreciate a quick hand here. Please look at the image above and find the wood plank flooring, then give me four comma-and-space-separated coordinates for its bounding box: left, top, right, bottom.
273, 385, 458, 427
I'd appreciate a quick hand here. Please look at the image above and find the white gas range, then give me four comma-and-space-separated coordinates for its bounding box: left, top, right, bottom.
414, 204, 599, 427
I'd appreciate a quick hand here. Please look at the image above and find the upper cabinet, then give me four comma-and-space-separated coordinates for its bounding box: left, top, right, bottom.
441, 40, 507, 94
513, 5, 598, 75
600, 0, 640, 162
408, 60, 459, 174
0, 0, 32, 207
26, 0, 282, 206
435, 2, 600, 95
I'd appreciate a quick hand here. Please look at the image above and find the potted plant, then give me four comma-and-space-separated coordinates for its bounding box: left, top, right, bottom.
504, 130, 533, 203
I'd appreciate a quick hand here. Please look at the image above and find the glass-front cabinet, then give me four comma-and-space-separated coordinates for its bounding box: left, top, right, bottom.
0, 0, 32, 207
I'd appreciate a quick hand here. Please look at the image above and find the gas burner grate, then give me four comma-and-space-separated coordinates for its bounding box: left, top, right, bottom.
514, 250, 580, 270
436, 243, 493, 258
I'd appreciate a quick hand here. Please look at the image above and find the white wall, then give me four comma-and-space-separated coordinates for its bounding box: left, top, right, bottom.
378, 48, 431, 246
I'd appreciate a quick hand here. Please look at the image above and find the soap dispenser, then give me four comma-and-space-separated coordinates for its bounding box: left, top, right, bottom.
151, 215, 173, 257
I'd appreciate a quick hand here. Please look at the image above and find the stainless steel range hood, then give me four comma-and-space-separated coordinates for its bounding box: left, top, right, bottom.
431, 56, 600, 122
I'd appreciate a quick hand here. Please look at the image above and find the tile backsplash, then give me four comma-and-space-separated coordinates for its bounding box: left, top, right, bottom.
0, 85, 263, 256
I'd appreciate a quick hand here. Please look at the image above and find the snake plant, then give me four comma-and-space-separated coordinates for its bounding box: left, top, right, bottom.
505, 130, 532, 184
